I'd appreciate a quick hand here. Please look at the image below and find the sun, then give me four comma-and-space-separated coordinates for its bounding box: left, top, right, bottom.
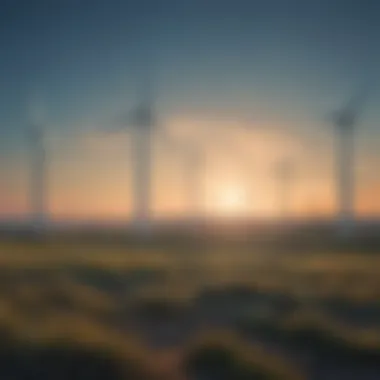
215, 186, 248, 216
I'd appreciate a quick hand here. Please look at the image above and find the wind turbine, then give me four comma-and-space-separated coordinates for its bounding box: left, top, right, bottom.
109, 69, 158, 232
182, 142, 205, 221
274, 158, 295, 221
330, 88, 370, 237
28, 94, 48, 233
112, 65, 207, 230
128, 90, 155, 230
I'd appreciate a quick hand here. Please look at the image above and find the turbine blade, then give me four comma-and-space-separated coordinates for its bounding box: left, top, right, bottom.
331, 83, 372, 129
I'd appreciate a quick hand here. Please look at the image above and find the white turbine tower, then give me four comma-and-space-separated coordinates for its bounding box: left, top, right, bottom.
330, 89, 369, 237
104, 55, 164, 234
182, 142, 204, 221
274, 158, 295, 221
116, 71, 157, 232
114, 66, 206, 231
28, 94, 48, 233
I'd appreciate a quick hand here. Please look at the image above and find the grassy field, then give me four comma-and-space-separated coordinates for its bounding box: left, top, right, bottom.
0, 237, 380, 379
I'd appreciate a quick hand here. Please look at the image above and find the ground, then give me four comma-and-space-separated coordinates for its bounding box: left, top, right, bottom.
0, 235, 380, 379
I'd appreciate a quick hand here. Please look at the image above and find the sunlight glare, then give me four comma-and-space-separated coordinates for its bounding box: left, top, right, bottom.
215, 186, 248, 217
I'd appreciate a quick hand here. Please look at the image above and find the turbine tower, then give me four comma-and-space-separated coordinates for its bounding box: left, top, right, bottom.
331, 89, 369, 237
274, 158, 295, 221
28, 94, 48, 232
107, 54, 158, 232
129, 71, 156, 230
183, 144, 204, 220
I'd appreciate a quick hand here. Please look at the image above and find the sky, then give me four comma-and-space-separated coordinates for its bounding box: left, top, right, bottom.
0, 0, 380, 220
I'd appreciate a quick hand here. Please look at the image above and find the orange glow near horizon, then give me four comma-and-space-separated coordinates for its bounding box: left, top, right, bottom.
212, 185, 249, 217
1, 183, 380, 221
0, 115, 380, 221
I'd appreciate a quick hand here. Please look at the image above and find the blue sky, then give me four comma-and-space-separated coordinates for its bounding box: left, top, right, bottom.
0, 0, 379, 218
